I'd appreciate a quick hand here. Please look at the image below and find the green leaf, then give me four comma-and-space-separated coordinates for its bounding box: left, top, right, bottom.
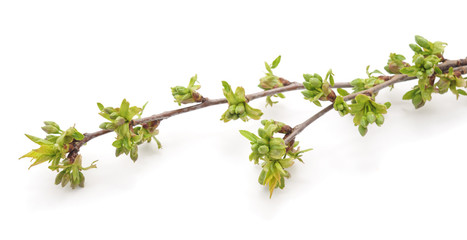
337, 88, 349, 96
457, 89, 467, 96
415, 35, 431, 50
239, 130, 259, 142
245, 103, 263, 120
271, 55, 281, 69
120, 99, 130, 120
97, 103, 104, 111
265, 62, 272, 74
25, 134, 53, 146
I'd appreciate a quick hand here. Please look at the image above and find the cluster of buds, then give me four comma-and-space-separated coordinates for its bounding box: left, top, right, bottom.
435, 67, 467, 98
349, 94, 390, 136
21, 122, 98, 188
301, 69, 336, 106
220, 81, 263, 122
409, 35, 446, 58
240, 120, 311, 197
54, 155, 97, 189
258, 55, 286, 106
350, 66, 385, 93
98, 99, 161, 161
171, 75, 204, 106
333, 95, 350, 116
385, 53, 410, 74
21, 122, 84, 169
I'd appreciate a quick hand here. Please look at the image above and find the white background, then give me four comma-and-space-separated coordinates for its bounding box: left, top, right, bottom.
1, 1, 467, 239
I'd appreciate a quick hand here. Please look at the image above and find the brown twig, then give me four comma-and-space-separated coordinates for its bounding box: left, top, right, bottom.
67, 58, 467, 161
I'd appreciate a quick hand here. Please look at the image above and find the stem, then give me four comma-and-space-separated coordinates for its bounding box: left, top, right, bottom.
68, 58, 467, 160
284, 64, 467, 145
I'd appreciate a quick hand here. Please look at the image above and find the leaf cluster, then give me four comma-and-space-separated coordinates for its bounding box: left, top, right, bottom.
171, 75, 203, 106
54, 155, 97, 189
240, 120, 311, 197
259, 55, 285, 106
98, 99, 160, 161
21, 121, 84, 169
349, 94, 390, 136
220, 81, 263, 122
385, 53, 410, 74
350, 66, 384, 93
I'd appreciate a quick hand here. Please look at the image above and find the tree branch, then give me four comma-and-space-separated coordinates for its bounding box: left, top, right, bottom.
284, 64, 467, 145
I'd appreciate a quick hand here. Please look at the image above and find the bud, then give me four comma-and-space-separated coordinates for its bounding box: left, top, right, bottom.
424, 62, 433, 70
44, 121, 60, 129
375, 114, 385, 126
42, 125, 60, 134
258, 145, 270, 155
366, 112, 376, 123
415, 35, 431, 50
61, 173, 70, 187
99, 122, 108, 129
337, 104, 344, 111
228, 105, 236, 114
79, 172, 85, 188
103, 107, 114, 114
414, 55, 424, 67
409, 43, 423, 53
235, 103, 245, 115
309, 78, 322, 88
115, 116, 126, 126
360, 116, 368, 128
109, 112, 119, 120
55, 170, 66, 185
358, 125, 368, 136
130, 146, 138, 162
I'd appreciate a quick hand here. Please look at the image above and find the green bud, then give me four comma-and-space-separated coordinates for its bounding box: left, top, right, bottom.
309, 78, 322, 88
251, 144, 259, 152
106, 123, 116, 130
99, 122, 108, 129
360, 116, 368, 128
232, 114, 239, 120
415, 55, 424, 67
337, 104, 344, 111
44, 121, 60, 129
61, 173, 70, 187
228, 105, 236, 114
130, 146, 138, 162
235, 103, 245, 115
55, 170, 66, 185
366, 112, 376, 123
103, 107, 114, 114
109, 112, 119, 120
115, 116, 126, 126
376, 114, 384, 126
424, 62, 433, 69
258, 145, 270, 155
358, 125, 368, 136
409, 43, 423, 53
415, 35, 431, 50
42, 125, 60, 134
79, 172, 85, 188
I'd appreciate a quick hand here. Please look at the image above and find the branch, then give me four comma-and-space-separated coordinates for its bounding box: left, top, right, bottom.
284, 64, 467, 145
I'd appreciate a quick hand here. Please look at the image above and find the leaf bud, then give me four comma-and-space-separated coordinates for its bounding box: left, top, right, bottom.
103, 107, 114, 114
79, 172, 85, 188
228, 105, 237, 114
366, 112, 376, 123
55, 170, 66, 185
115, 116, 126, 126
130, 146, 138, 162
375, 114, 385, 126
415, 55, 424, 67
309, 78, 322, 88
109, 112, 119, 120
358, 125, 368, 136
235, 103, 245, 115
415, 35, 431, 50
99, 122, 108, 129
424, 62, 433, 70
258, 145, 270, 155
42, 125, 60, 134
360, 116, 368, 128
61, 173, 70, 187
